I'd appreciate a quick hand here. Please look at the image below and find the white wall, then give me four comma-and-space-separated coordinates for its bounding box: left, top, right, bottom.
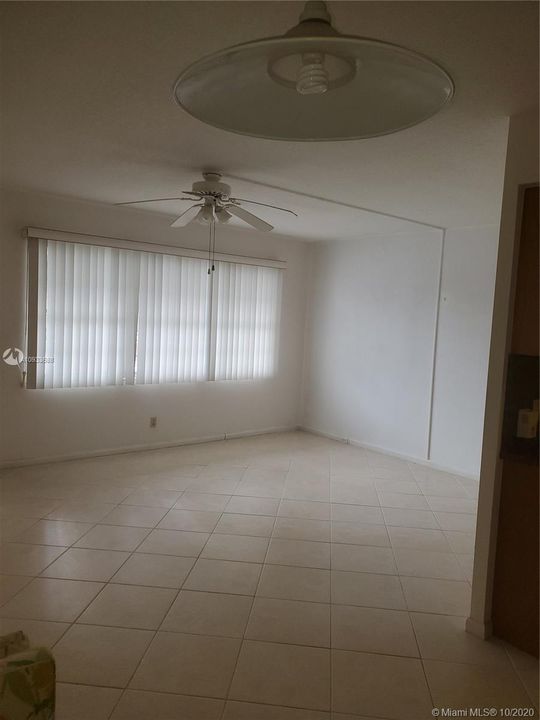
302, 230, 443, 460
0, 188, 310, 464
302, 225, 499, 477
429, 226, 499, 475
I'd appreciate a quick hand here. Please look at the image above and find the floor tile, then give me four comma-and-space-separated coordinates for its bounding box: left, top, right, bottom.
226, 496, 280, 516
331, 571, 406, 610
101, 505, 168, 527
75, 484, 133, 504
111, 690, 223, 719
331, 522, 389, 547
14, 519, 93, 546
284, 477, 330, 502
331, 605, 418, 657
215, 513, 275, 537
233, 478, 286, 499
112, 552, 194, 588
141, 476, 192, 492
394, 547, 465, 580
331, 482, 379, 506
444, 530, 475, 554
184, 558, 261, 595
56, 683, 122, 720
505, 648, 540, 710
187, 477, 240, 494
424, 659, 534, 709
388, 526, 452, 552
131, 631, 240, 697
199, 465, 246, 481
157, 508, 221, 532
425, 496, 477, 514
223, 701, 329, 719
122, 488, 181, 508
278, 499, 331, 521
435, 511, 476, 533
242, 467, 288, 483
2, 498, 61, 518
273, 517, 330, 542
0, 543, 65, 575
201, 533, 269, 562
374, 479, 422, 495
159, 463, 205, 478
74, 524, 149, 551
46, 501, 116, 523
55, 623, 153, 687
78, 583, 176, 629
401, 576, 471, 615
161, 590, 252, 637
41, 547, 130, 581
331, 544, 396, 574
0, 617, 69, 647
0, 516, 38, 542
0, 432, 492, 719
378, 491, 429, 510
382, 507, 439, 529
136, 528, 209, 556
410, 612, 511, 666
175, 491, 231, 511
230, 640, 330, 710
0, 574, 32, 604
332, 649, 433, 718
417, 478, 468, 498
246, 597, 330, 647
266, 538, 331, 569
456, 553, 474, 581
331, 504, 384, 525
257, 564, 330, 603
1, 577, 103, 621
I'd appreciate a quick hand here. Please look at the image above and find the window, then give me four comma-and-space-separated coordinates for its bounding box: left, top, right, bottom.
26, 233, 283, 389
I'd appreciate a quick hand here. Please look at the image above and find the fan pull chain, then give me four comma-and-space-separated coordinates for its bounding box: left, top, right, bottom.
211, 219, 216, 273
207, 218, 216, 274
207, 220, 212, 274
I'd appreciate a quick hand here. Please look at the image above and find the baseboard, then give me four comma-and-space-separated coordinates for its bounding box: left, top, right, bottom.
0, 425, 299, 469
466, 616, 493, 639
225, 425, 298, 440
300, 425, 349, 444
298, 425, 479, 480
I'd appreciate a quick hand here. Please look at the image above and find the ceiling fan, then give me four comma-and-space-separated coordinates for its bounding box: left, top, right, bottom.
115, 172, 297, 233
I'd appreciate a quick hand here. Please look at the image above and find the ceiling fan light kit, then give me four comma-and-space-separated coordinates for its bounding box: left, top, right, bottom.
173, 0, 454, 141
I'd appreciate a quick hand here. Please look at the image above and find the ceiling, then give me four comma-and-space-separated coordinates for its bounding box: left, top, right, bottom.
0, 1, 538, 240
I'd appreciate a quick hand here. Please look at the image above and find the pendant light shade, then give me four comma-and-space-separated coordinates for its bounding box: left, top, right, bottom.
173, 1, 454, 141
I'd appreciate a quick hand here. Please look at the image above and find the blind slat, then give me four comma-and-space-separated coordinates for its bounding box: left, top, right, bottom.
34, 239, 281, 388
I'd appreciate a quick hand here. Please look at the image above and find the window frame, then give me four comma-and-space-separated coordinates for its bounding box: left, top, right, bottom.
24, 227, 285, 390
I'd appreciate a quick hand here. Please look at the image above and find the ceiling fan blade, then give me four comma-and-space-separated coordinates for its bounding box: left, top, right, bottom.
226, 204, 273, 232
114, 197, 191, 206
230, 197, 298, 217
170, 204, 203, 227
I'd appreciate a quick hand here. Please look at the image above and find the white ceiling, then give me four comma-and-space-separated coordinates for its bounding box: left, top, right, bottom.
0, 1, 538, 240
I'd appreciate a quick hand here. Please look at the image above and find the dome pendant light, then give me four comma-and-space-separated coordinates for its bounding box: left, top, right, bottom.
173, 1, 454, 141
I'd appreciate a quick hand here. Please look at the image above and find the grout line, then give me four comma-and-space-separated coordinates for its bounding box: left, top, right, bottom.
2, 441, 489, 719
218, 487, 278, 719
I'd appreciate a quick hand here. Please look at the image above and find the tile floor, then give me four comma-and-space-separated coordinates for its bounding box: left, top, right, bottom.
0, 430, 537, 719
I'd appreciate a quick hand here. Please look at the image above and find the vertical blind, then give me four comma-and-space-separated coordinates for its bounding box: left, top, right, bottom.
136, 253, 211, 384
213, 262, 282, 380
33, 238, 282, 389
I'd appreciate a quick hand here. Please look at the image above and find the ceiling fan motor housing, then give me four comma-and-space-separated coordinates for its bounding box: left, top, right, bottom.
192, 172, 231, 199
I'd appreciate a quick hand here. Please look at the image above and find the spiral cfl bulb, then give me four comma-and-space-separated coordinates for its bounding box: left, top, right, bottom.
296, 53, 329, 95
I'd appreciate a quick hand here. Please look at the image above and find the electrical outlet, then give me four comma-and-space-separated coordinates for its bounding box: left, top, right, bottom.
149, 416, 157, 428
